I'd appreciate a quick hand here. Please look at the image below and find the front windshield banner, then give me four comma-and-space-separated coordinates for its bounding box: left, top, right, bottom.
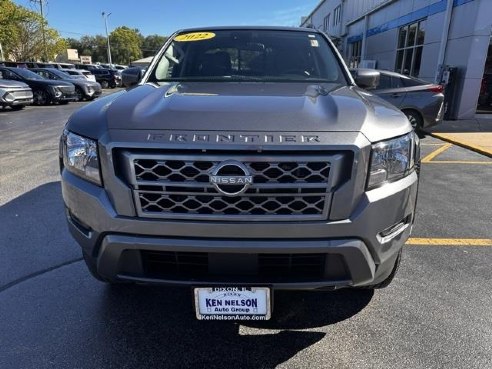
175, 32, 216, 42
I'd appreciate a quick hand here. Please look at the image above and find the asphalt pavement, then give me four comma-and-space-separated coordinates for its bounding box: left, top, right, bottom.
0, 99, 491, 369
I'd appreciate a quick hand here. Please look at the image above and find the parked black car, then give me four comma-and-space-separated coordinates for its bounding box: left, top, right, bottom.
0, 61, 19, 67
74, 63, 101, 71
0, 67, 76, 105
90, 68, 121, 89
14, 61, 57, 69
30, 68, 102, 101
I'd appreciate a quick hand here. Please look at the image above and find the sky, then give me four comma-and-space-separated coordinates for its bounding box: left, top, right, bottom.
13, 0, 319, 38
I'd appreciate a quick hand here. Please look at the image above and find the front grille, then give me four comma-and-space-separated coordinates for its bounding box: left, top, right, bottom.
140, 251, 330, 282
125, 153, 339, 221
134, 159, 329, 184
58, 85, 75, 95
138, 193, 325, 216
11, 90, 33, 99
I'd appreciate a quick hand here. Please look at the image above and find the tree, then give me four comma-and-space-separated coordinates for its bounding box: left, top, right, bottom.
67, 35, 107, 63
109, 26, 142, 64
0, 0, 29, 59
0, 0, 68, 61
141, 35, 167, 57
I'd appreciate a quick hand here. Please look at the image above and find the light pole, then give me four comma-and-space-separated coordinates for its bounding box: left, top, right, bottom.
30, 0, 48, 61
102, 11, 112, 65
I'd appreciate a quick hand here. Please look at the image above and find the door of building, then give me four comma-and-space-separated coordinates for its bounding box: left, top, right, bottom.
477, 37, 492, 114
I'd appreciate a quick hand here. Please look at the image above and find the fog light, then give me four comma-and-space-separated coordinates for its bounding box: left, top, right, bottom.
377, 218, 410, 243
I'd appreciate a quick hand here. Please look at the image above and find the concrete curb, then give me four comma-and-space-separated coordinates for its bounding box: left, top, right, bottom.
426, 132, 492, 158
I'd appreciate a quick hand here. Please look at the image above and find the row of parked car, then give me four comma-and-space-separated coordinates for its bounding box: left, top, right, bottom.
0, 61, 127, 110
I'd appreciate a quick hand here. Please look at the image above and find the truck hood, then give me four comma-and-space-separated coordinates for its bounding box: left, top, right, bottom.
69, 82, 411, 142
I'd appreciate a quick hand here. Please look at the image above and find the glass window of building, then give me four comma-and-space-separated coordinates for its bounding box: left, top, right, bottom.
324, 14, 330, 31
349, 40, 361, 68
333, 6, 342, 26
395, 20, 426, 77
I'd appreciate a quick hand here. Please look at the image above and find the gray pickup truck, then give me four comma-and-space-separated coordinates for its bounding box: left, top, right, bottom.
60, 27, 419, 320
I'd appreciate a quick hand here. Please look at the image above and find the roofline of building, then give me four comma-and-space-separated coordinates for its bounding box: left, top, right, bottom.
300, 0, 327, 26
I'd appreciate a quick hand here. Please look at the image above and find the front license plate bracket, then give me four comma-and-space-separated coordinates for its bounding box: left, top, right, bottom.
194, 287, 271, 321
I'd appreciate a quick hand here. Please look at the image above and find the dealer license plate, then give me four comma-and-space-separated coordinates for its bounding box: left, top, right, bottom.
194, 287, 271, 320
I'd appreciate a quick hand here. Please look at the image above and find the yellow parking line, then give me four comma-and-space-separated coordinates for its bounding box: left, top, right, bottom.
406, 238, 492, 246
421, 143, 453, 162
431, 133, 492, 158
422, 161, 492, 164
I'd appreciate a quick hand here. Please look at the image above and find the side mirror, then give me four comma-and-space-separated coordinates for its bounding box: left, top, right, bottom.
352, 69, 380, 89
121, 67, 143, 87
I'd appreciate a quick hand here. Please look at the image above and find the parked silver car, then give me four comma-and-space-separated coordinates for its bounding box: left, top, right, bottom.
0, 78, 33, 110
352, 68, 444, 129
64, 69, 97, 83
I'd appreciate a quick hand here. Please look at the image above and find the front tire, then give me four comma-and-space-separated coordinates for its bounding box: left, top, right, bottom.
100, 80, 109, 89
75, 86, 85, 101
403, 109, 423, 131
33, 90, 49, 105
11, 105, 25, 111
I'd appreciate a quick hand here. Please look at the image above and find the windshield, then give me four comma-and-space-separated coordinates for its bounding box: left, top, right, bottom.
50, 69, 74, 79
13, 68, 46, 80
149, 30, 346, 83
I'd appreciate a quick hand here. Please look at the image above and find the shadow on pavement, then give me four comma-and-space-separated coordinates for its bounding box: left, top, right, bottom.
0, 181, 81, 289
96, 285, 373, 368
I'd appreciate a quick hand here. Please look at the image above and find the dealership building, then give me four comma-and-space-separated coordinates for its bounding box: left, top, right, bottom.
301, 0, 492, 119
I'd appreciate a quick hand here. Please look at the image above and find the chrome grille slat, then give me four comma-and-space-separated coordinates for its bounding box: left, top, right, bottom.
133, 180, 328, 189
134, 158, 330, 184
11, 90, 33, 99
124, 153, 338, 221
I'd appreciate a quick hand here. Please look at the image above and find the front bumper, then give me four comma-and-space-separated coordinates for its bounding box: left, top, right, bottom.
83, 89, 102, 99
1, 98, 33, 106
0, 89, 33, 106
54, 94, 77, 102
62, 166, 418, 289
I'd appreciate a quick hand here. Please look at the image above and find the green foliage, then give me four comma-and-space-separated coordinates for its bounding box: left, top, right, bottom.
109, 26, 143, 65
66, 35, 108, 63
1, 0, 168, 64
0, 0, 69, 61
142, 35, 167, 57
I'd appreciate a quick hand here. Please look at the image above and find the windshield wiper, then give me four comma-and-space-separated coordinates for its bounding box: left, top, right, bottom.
157, 76, 264, 82
224, 75, 264, 81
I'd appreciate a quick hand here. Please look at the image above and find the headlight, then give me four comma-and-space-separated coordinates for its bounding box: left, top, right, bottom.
2, 91, 14, 102
61, 130, 101, 185
50, 86, 62, 97
367, 132, 416, 190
